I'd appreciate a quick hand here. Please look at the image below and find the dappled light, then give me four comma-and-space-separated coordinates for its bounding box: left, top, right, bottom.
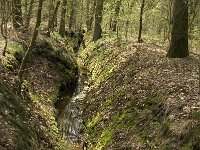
0, 0, 199, 149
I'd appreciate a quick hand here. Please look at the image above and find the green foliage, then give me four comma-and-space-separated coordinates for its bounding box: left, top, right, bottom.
104, 98, 113, 107
7, 42, 24, 56
0, 42, 23, 70
1, 54, 16, 70
95, 130, 112, 150
88, 112, 102, 128
191, 111, 200, 120
145, 91, 167, 108
81, 36, 122, 86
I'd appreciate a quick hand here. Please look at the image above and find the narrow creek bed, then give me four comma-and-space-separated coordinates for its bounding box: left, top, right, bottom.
57, 69, 89, 149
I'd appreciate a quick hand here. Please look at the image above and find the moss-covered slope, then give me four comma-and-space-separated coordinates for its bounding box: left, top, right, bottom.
0, 35, 78, 150
81, 37, 199, 150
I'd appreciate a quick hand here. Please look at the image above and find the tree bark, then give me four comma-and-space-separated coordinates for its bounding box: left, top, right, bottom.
47, 0, 60, 33
86, 0, 96, 31
93, 0, 104, 42
85, 0, 91, 30
59, 0, 67, 37
90, 0, 97, 31
0, 1, 10, 56
24, 0, 28, 15
47, 0, 55, 27
54, 1, 60, 28
112, 0, 122, 32
167, 0, 189, 58
24, 0, 35, 30
18, 0, 44, 80
137, 0, 145, 43
69, 0, 77, 30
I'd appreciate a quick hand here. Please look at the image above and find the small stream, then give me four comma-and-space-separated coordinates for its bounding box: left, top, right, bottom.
57, 71, 88, 149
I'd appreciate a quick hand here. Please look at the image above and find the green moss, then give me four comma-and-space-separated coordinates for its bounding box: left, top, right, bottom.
95, 130, 112, 150
191, 111, 200, 120
1, 52, 18, 71
109, 108, 138, 130
88, 112, 102, 128
0, 82, 38, 149
145, 91, 166, 108
7, 42, 24, 56
104, 98, 113, 108
161, 120, 170, 136
51, 31, 64, 41
81, 37, 121, 86
183, 142, 193, 150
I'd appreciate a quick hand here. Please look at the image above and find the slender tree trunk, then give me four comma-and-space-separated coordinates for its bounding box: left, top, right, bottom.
125, 20, 129, 40
167, 0, 189, 58
112, 0, 122, 32
85, 0, 90, 30
93, 0, 104, 42
54, 1, 60, 28
12, 0, 23, 30
137, 0, 145, 43
48, 0, 55, 27
167, 0, 173, 43
59, 0, 67, 37
69, 0, 77, 30
47, 1, 60, 33
47, 0, 55, 34
24, 0, 28, 15
24, 0, 35, 30
79, 0, 84, 29
0, 1, 10, 56
109, 15, 112, 30
7, 1, 12, 22
86, 0, 96, 31
18, 0, 44, 80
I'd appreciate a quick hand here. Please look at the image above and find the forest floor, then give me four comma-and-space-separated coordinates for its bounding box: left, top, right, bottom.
0, 32, 200, 150
0, 34, 79, 150
81, 37, 200, 149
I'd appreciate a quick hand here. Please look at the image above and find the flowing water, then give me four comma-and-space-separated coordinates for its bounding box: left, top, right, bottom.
57, 71, 88, 149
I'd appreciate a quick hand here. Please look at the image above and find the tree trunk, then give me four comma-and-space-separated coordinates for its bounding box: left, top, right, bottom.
86, 0, 96, 31
24, 0, 28, 15
47, 0, 55, 33
85, 0, 90, 30
54, 1, 60, 28
125, 20, 129, 40
59, 0, 67, 37
137, 0, 145, 43
167, 0, 189, 58
93, 0, 104, 42
47, 0, 55, 27
112, 0, 122, 32
24, 0, 35, 30
18, 0, 44, 80
12, 0, 23, 30
79, 0, 84, 29
47, 0, 60, 33
0, 1, 10, 56
167, 0, 173, 43
69, 0, 77, 30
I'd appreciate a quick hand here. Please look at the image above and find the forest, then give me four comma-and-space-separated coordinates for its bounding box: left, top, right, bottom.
0, 0, 199, 150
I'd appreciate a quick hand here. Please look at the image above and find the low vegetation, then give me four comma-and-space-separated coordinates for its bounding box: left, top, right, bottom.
81, 36, 199, 149
0, 35, 78, 149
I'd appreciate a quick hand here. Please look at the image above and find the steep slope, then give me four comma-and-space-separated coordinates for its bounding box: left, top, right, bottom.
81, 37, 199, 150
0, 35, 78, 149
